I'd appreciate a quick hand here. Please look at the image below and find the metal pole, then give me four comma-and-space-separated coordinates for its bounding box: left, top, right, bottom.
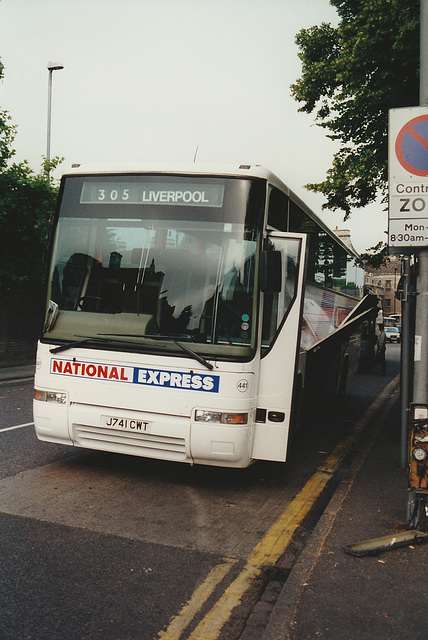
46, 63, 63, 179
413, 249, 428, 404
394, 268, 397, 314
400, 257, 412, 468
406, 0, 428, 525
414, 0, 428, 406
46, 68, 53, 172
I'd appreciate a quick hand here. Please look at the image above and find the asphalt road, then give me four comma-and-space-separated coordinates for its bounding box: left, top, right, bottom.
0, 345, 401, 640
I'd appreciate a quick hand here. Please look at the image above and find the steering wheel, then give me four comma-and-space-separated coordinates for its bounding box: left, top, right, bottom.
78, 296, 119, 313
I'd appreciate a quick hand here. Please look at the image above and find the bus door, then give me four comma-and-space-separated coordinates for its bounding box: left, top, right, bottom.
252, 232, 307, 462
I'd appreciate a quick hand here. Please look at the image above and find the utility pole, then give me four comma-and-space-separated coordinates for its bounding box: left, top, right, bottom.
405, 0, 428, 527
389, 3, 428, 524
400, 256, 413, 470
415, 1, 428, 405
46, 62, 64, 179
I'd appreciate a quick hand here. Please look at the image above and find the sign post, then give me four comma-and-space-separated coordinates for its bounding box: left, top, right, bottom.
389, 0, 428, 527
389, 108, 426, 475
389, 106, 428, 525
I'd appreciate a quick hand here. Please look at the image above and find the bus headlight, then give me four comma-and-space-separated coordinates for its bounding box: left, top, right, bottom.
195, 410, 248, 425
34, 389, 67, 404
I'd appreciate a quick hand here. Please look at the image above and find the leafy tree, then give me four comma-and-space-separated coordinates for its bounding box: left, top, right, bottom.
0, 60, 62, 291
291, 0, 419, 220
0, 108, 16, 170
0, 159, 61, 290
357, 241, 390, 269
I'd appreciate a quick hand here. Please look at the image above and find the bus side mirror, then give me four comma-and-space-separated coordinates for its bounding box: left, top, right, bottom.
260, 250, 282, 293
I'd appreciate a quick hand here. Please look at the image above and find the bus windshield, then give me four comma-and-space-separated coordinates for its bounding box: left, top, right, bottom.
43, 175, 265, 360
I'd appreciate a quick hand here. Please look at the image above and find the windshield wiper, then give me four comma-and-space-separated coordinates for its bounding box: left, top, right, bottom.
97, 333, 214, 369
49, 334, 144, 354
173, 341, 213, 370
97, 332, 194, 340
49, 336, 114, 354
50, 334, 214, 370
97, 333, 164, 339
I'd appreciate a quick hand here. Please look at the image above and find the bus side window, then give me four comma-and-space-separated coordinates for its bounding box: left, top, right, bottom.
267, 187, 288, 231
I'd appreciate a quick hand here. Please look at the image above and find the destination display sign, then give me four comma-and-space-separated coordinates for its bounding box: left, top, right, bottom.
80, 181, 225, 208
389, 107, 428, 251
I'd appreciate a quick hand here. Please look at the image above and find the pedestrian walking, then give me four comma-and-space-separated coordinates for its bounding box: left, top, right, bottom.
375, 323, 386, 375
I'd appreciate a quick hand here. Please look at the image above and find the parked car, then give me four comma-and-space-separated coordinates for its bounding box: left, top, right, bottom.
384, 326, 401, 343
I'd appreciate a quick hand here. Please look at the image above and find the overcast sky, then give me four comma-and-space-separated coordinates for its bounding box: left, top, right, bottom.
0, 0, 387, 252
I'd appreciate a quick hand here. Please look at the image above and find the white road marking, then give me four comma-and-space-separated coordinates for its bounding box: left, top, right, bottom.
0, 422, 34, 433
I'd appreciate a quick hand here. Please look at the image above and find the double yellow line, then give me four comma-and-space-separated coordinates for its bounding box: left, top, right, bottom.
159, 376, 399, 640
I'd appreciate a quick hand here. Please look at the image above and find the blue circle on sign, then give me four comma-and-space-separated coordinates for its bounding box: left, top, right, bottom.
396, 115, 428, 176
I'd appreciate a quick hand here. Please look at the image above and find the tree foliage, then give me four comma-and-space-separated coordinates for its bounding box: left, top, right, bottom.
291, 0, 420, 219
0, 61, 62, 291
357, 241, 390, 269
0, 159, 61, 290
0, 108, 16, 170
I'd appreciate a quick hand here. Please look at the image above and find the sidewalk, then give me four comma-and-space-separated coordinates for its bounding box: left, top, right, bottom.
264, 374, 428, 640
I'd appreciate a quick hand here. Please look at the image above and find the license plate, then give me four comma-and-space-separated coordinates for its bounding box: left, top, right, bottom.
101, 415, 151, 432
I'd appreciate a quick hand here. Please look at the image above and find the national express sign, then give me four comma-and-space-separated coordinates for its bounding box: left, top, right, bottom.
50, 358, 220, 393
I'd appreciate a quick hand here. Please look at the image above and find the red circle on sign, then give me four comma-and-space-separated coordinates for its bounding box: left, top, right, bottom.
395, 114, 428, 176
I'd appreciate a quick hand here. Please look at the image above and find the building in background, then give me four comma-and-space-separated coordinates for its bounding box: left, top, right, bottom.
333, 227, 402, 322
333, 227, 359, 254
363, 254, 402, 320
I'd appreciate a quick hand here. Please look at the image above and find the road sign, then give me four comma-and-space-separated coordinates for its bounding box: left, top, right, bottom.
395, 114, 428, 176
389, 107, 428, 251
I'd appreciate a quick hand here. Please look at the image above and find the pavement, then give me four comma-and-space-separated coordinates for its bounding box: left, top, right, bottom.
2, 358, 427, 640
261, 364, 428, 640
0, 363, 35, 382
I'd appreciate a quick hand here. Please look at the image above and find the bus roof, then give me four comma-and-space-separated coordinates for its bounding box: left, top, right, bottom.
62, 163, 359, 259
64, 162, 283, 182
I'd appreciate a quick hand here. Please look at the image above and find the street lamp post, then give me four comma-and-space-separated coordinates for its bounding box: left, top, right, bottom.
394, 267, 397, 314
46, 62, 64, 178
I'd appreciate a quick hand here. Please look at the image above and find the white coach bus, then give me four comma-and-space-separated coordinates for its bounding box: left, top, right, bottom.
34, 164, 377, 467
